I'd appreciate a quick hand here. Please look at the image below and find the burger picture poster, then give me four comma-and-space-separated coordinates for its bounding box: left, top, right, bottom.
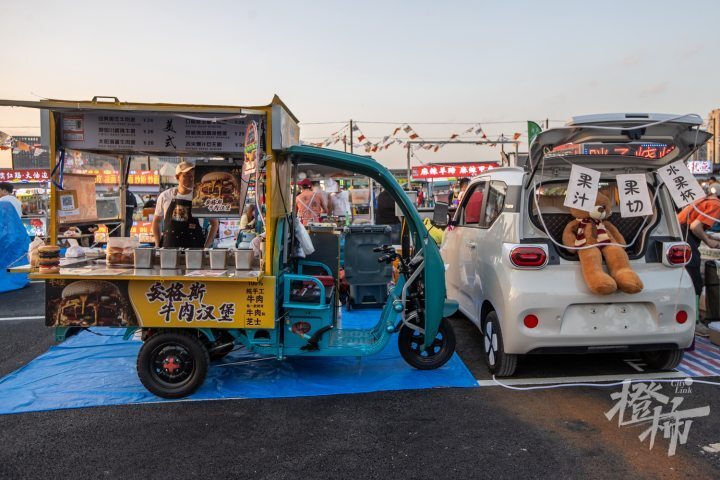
191, 165, 243, 218
45, 279, 139, 327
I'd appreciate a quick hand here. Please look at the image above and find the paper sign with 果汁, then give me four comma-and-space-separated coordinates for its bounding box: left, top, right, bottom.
617, 174, 653, 217
564, 165, 600, 211
656, 160, 705, 208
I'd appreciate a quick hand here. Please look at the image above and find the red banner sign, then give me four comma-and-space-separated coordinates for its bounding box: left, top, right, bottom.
0, 169, 50, 182
412, 163, 500, 179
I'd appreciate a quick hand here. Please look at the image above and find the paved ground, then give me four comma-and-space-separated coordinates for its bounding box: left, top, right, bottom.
0, 282, 718, 479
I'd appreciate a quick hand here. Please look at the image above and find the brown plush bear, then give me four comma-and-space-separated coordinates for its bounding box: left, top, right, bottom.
562, 193, 643, 295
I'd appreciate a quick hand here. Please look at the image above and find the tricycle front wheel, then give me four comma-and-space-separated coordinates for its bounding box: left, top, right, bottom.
137, 331, 209, 399
398, 317, 456, 370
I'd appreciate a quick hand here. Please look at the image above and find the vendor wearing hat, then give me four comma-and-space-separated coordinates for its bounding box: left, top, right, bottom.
151, 161, 218, 248
295, 178, 327, 225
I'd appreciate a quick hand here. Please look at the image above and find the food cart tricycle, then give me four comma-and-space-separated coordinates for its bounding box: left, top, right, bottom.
2, 96, 458, 398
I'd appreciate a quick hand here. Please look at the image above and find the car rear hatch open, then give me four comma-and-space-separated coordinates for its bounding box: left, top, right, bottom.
525, 113, 712, 187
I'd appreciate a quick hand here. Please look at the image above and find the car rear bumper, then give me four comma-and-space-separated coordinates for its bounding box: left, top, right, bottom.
495, 265, 696, 354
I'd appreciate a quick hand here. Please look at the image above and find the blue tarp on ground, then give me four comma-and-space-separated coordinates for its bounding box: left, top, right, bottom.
0, 202, 29, 293
0, 309, 478, 414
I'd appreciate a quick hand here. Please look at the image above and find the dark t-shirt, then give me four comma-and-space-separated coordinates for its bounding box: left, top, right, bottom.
375, 190, 399, 225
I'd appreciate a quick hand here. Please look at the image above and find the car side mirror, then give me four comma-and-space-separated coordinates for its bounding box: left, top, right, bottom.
432, 202, 449, 228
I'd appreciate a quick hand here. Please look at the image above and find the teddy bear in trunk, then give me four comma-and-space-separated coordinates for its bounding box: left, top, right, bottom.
562, 193, 644, 295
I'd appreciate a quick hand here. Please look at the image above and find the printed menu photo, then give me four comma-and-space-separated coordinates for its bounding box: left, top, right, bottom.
191, 165, 243, 218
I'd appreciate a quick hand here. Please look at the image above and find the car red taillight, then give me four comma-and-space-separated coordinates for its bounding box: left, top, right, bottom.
667, 245, 691, 265
523, 314, 539, 328
510, 246, 547, 268
676, 310, 688, 324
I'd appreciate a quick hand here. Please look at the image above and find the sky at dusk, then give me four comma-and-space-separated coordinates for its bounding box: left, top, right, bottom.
1, 0, 718, 168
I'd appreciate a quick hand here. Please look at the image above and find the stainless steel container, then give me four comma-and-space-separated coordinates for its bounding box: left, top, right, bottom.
234, 249, 253, 270
185, 249, 204, 270
159, 248, 179, 269
133, 247, 154, 269
209, 249, 228, 270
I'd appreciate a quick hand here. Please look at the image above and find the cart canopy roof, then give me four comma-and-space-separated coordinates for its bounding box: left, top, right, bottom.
0, 95, 298, 120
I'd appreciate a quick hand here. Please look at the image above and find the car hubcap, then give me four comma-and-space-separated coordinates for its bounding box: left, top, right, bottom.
484, 322, 498, 366
152, 344, 194, 385
409, 329, 444, 358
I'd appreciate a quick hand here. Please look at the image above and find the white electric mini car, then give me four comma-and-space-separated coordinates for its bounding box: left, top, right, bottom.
441, 113, 711, 376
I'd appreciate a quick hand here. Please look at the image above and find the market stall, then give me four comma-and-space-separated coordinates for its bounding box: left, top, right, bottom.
3, 96, 456, 400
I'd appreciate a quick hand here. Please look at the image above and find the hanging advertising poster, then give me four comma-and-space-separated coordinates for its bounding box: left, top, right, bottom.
238, 121, 259, 211
191, 165, 243, 218
60, 111, 265, 155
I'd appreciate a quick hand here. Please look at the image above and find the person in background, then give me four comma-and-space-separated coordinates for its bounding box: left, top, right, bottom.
375, 186, 401, 243
329, 183, 351, 221
296, 178, 326, 225
0, 182, 22, 218
152, 161, 218, 248
456, 177, 471, 205
707, 176, 720, 194
124, 189, 137, 235
677, 191, 720, 337
239, 204, 257, 230
416, 187, 425, 208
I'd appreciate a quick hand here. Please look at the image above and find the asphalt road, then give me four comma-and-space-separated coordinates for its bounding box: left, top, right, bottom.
0, 282, 718, 479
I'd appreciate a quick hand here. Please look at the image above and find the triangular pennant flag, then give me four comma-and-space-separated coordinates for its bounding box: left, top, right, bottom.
474, 125, 483, 135
513, 132, 521, 140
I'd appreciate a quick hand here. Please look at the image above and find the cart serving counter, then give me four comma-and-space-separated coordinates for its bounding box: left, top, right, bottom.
2, 96, 458, 398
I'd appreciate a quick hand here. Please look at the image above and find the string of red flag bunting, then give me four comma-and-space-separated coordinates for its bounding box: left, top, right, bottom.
306, 122, 522, 153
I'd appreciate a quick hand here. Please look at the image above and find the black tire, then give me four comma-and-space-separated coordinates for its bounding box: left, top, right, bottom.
398, 317, 456, 370
137, 331, 210, 399
641, 349, 684, 371
483, 312, 517, 377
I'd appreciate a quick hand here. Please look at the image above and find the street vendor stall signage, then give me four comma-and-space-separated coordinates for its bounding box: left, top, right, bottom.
192, 165, 243, 218
411, 163, 500, 179
657, 159, 705, 208
616, 174, 653, 218
238, 121, 259, 210
563, 165, 600, 210
128, 278, 275, 328
61, 112, 264, 155
45, 277, 275, 329
0, 169, 50, 182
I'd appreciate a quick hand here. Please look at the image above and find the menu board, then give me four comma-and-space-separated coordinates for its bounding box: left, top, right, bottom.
191, 165, 243, 218
57, 173, 99, 224
61, 112, 265, 155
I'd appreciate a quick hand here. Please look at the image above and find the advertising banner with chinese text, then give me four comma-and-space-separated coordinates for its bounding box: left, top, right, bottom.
0, 169, 50, 183
61, 112, 265, 155
46, 277, 275, 329
411, 163, 500, 180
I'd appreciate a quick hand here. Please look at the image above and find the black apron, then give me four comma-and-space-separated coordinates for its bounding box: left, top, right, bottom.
161, 195, 205, 248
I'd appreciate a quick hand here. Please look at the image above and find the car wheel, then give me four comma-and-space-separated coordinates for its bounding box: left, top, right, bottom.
641, 349, 684, 371
398, 317, 456, 370
483, 312, 517, 377
137, 331, 209, 399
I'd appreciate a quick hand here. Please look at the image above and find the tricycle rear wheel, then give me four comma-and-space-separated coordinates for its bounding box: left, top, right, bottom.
137, 331, 209, 399
398, 317, 456, 370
